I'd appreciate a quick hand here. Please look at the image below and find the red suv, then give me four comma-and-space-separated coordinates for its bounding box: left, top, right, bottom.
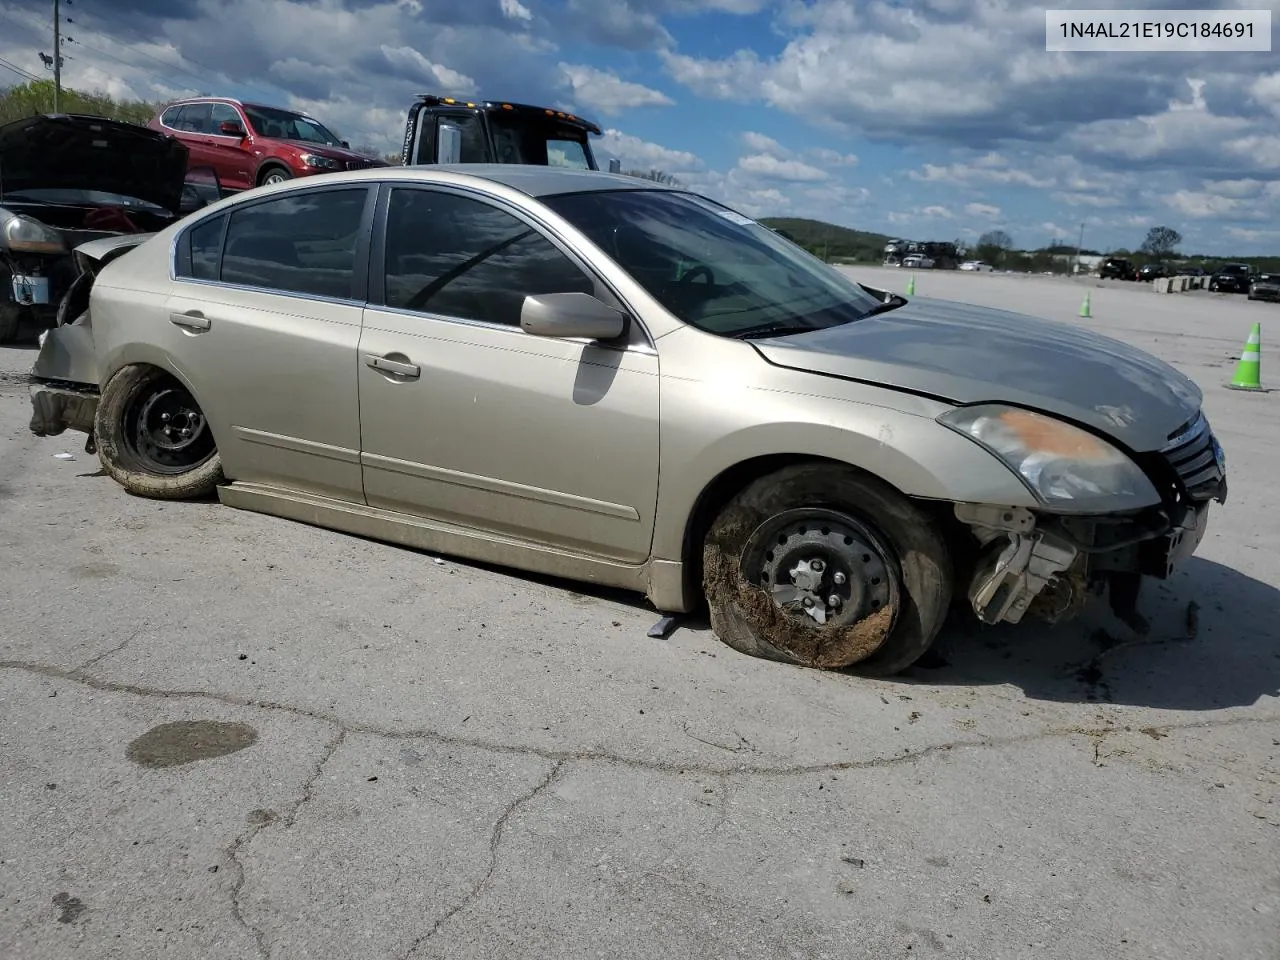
149, 97, 387, 194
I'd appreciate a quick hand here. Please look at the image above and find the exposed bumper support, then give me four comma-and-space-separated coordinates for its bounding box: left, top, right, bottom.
29, 381, 99, 439
957, 504, 1081, 626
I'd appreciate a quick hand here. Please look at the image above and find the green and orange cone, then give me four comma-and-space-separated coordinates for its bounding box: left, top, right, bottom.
1227, 322, 1263, 391
1079, 291, 1091, 318
906, 273, 916, 296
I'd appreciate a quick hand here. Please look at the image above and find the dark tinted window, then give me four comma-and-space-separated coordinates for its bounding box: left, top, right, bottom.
176, 102, 212, 134
160, 105, 183, 128
189, 214, 224, 280
382, 188, 593, 325
221, 188, 368, 299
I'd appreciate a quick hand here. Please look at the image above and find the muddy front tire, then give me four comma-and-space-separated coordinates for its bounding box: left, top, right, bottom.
95, 364, 224, 500
702, 464, 953, 677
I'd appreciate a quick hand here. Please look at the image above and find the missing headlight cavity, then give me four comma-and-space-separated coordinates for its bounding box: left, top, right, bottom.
955, 503, 1082, 626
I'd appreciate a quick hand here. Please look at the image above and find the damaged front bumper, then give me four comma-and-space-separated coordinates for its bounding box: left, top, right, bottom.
956, 489, 1223, 628
30, 379, 99, 445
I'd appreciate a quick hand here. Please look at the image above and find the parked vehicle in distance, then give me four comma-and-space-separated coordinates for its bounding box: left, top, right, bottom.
1209, 262, 1254, 293
1247, 272, 1280, 302
149, 97, 387, 194
27, 166, 1227, 678
901, 254, 935, 269
1098, 257, 1137, 280
401, 94, 603, 169
0, 113, 217, 344
958, 260, 993, 272
1138, 262, 1170, 282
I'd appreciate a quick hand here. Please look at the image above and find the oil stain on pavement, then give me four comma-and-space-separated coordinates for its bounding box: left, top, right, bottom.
125, 720, 258, 768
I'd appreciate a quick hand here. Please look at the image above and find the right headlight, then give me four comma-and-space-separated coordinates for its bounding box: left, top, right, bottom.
939, 404, 1159, 510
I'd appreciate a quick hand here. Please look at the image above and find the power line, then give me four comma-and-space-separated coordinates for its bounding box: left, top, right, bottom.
0, 54, 43, 84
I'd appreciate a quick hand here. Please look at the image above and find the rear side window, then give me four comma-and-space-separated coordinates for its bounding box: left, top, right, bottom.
219, 188, 369, 299
188, 215, 224, 280
381, 187, 593, 325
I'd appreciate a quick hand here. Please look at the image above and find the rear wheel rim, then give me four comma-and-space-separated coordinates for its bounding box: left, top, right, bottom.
741, 507, 902, 631
122, 379, 216, 475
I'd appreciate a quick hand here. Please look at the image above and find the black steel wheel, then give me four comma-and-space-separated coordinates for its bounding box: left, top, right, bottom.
95, 364, 224, 499
702, 463, 953, 676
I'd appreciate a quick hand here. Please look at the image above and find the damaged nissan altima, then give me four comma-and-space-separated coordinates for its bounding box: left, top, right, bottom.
26, 166, 1227, 676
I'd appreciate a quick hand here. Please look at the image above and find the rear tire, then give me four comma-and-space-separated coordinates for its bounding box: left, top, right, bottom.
95, 364, 223, 500
701, 464, 953, 677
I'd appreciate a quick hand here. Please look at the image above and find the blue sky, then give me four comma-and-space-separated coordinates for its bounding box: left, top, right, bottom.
2, 0, 1280, 254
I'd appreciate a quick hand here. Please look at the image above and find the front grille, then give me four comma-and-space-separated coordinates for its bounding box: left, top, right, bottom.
1161, 412, 1223, 499
345, 159, 376, 170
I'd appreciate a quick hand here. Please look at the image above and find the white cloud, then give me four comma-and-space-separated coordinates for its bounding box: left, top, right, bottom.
1165, 191, 1245, 219
379, 46, 476, 93
559, 63, 674, 115
922, 205, 954, 219
964, 202, 1001, 219
741, 131, 787, 155
500, 0, 533, 21
736, 153, 830, 181
597, 129, 704, 173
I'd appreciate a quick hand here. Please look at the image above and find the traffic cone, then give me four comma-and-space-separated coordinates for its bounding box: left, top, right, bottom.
1079, 292, 1091, 318
906, 273, 916, 296
1227, 322, 1263, 391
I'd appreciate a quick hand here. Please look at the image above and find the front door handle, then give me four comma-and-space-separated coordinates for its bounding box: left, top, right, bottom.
169, 311, 211, 332
365, 354, 421, 378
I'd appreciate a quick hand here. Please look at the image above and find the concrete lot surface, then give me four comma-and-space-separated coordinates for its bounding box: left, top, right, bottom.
2, 268, 1277, 959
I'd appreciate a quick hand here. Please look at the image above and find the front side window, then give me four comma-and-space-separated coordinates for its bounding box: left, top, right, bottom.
543, 189, 884, 338
219, 187, 368, 299
209, 103, 242, 133
242, 105, 342, 146
382, 187, 593, 326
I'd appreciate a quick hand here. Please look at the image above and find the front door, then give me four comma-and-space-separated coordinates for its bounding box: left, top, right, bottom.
166, 183, 375, 502
357, 184, 660, 563
205, 102, 255, 192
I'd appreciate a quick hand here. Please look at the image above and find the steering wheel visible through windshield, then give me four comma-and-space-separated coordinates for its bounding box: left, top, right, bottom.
542, 189, 886, 338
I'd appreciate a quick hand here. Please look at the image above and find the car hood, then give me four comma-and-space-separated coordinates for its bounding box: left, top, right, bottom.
752, 296, 1202, 453
0, 114, 189, 213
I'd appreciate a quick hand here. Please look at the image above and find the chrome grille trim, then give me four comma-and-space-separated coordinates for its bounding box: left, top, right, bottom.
1160, 411, 1223, 497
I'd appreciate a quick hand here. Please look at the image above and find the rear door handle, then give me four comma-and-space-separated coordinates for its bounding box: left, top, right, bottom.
365, 354, 421, 378
169, 311, 211, 331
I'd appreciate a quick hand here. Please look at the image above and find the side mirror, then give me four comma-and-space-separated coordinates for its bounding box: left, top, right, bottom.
520, 292, 626, 341
341, 140, 350, 148
219, 121, 245, 138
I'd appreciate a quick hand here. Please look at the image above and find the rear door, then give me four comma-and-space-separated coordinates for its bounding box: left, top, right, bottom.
166, 183, 376, 502
355, 183, 660, 562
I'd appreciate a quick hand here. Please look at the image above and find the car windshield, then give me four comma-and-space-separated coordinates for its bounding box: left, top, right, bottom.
1221, 264, 1249, 274
243, 105, 342, 146
543, 189, 884, 337
489, 114, 592, 169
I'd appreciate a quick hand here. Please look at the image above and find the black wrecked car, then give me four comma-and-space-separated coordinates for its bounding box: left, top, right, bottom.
0, 113, 218, 344
1208, 262, 1254, 294
1099, 256, 1137, 280
1138, 262, 1170, 282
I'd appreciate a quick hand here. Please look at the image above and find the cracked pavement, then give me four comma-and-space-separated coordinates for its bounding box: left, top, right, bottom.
2, 268, 1279, 959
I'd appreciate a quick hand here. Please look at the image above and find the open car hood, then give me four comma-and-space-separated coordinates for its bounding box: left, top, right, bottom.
0, 114, 189, 214
752, 295, 1203, 453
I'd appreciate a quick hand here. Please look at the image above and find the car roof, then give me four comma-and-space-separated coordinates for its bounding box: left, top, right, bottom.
278, 163, 678, 199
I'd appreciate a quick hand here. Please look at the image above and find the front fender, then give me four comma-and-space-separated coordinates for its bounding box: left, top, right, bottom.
650, 381, 1037, 563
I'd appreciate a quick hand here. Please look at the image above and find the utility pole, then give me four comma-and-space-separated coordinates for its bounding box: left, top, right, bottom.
1073, 221, 1084, 274
52, 0, 61, 112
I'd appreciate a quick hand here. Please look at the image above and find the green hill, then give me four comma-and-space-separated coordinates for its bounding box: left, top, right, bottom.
757, 217, 890, 263
759, 217, 892, 263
